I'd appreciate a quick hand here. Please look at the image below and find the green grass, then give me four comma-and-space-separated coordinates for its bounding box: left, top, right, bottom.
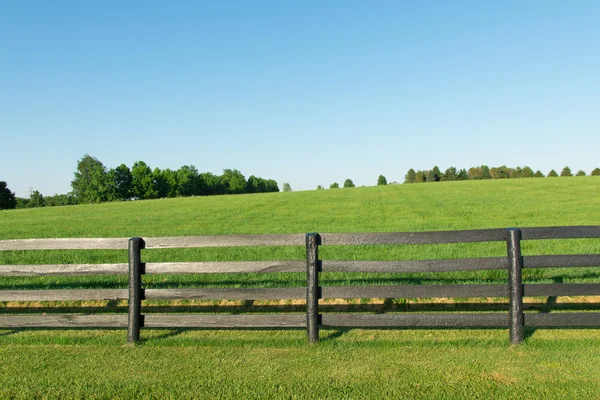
1, 177, 600, 398
1, 329, 600, 399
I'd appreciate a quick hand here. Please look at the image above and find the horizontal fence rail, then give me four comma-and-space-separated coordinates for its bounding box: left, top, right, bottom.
145, 261, 305, 274
1, 226, 599, 345
0, 314, 128, 329
144, 287, 306, 301
0, 263, 128, 276
0, 289, 129, 302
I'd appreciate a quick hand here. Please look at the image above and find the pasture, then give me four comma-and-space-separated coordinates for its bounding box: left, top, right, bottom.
1, 177, 600, 398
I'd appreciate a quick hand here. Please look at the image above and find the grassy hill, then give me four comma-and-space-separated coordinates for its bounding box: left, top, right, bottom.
1, 176, 599, 239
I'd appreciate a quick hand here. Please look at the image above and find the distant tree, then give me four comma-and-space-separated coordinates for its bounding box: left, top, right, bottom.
468, 166, 483, 180
316, 185, 324, 190
15, 197, 30, 209
44, 193, 77, 207
404, 169, 416, 184
265, 179, 279, 192
425, 170, 436, 182
283, 183, 292, 192
343, 179, 355, 188
576, 170, 586, 176
548, 169, 559, 177
29, 190, 45, 208
176, 165, 200, 197
0, 181, 17, 210
442, 167, 458, 181
520, 166, 534, 178
481, 165, 491, 179
457, 169, 469, 180
113, 164, 133, 200
560, 166, 573, 177
201, 172, 226, 195
131, 161, 158, 199
533, 170, 545, 178
490, 166, 510, 179
71, 154, 109, 203
221, 169, 247, 194
377, 175, 387, 185
510, 166, 523, 179
592, 168, 600, 176
431, 166, 442, 182
414, 170, 426, 183
330, 182, 340, 189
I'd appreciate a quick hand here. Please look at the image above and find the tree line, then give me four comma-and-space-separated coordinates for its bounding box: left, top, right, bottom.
2, 154, 279, 209
404, 165, 600, 183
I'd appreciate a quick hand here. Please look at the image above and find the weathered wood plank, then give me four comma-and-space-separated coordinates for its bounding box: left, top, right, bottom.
524, 255, 600, 269
144, 314, 306, 328
0, 289, 129, 301
524, 313, 600, 327
523, 283, 600, 297
321, 313, 508, 327
0, 238, 128, 251
0, 264, 128, 276
521, 226, 600, 240
320, 229, 506, 246
321, 284, 508, 299
145, 261, 305, 274
322, 257, 508, 273
0, 314, 128, 328
144, 234, 305, 249
144, 287, 306, 301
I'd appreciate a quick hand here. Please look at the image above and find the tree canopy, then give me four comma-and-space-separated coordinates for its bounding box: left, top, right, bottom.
0, 181, 16, 210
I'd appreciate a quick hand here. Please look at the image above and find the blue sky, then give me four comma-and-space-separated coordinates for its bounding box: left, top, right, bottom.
1, 1, 599, 197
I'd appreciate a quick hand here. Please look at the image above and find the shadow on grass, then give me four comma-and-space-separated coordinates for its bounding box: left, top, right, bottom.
0, 329, 18, 337
139, 329, 188, 344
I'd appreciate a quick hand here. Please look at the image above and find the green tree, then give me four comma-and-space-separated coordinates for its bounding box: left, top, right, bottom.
481, 165, 491, 179
404, 169, 416, 184
592, 168, 600, 176
113, 164, 133, 200
548, 169, 559, 177
0, 181, 17, 210
560, 166, 573, 177
176, 165, 200, 196
71, 154, 109, 203
283, 183, 292, 192
343, 179, 355, 188
377, 175, 387, 185
490, 166, 510, 179
576, 170, 586, 176
316, 185, 324, 190
131, 161, 158, 199
200, 172, 226, 195
442, 167, 458, 181
468, 166, 483, 180
29, 190, 45, 208
533, 170, 545, 178
221, 169, 247, 194
414, 170, 426, 183
520, 166, 534, 178
431, 166, 442, 182
457, 169, 469, 180
425, 170, 436, 182
330, 182, 340, 189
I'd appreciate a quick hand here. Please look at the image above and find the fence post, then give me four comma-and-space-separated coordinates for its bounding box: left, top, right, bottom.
506, 229, 524, 344
306, 233, 321, 344
127, 237, 145, 344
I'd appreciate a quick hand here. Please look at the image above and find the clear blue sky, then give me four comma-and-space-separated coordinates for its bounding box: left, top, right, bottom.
1, 1, 599, 197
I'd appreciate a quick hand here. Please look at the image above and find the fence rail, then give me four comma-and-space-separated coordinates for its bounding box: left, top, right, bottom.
1, 225, 599, 345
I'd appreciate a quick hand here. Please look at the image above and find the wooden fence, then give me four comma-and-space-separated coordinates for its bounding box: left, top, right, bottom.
1, 226, 600, 344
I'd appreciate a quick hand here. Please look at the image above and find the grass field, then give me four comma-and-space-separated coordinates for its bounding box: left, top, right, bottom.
1, 177, 600, 398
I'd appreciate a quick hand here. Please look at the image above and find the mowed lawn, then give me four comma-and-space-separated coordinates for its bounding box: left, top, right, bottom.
1, 177, 600, 399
